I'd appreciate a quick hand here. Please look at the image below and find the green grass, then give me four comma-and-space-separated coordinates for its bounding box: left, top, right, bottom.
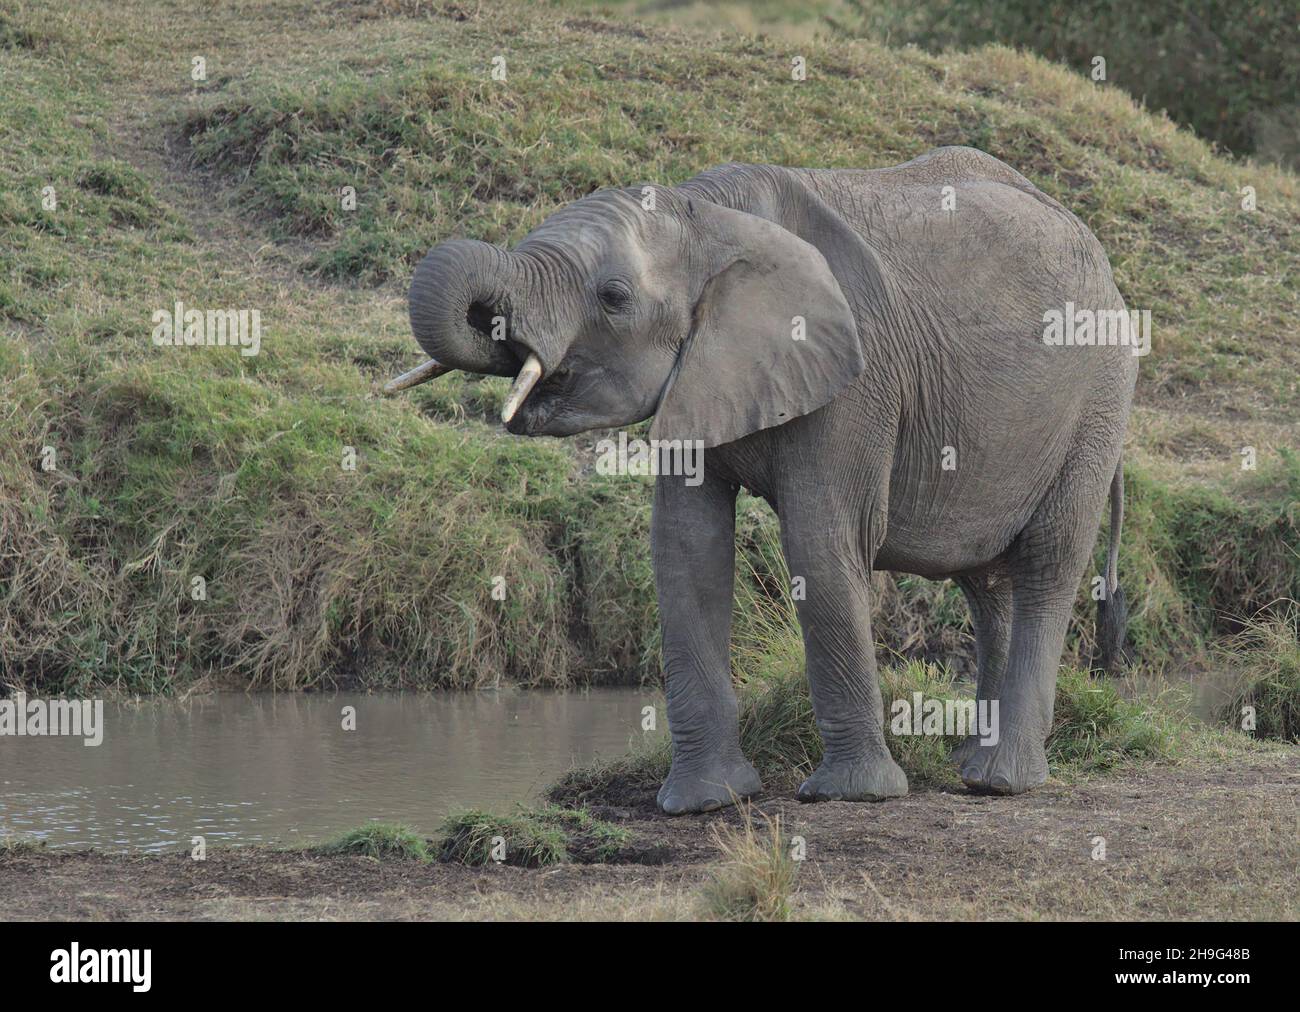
438, 805, 631, 866
0, 0, 1296, 694
1218, 605, 1300, 743
1048, 667, 1177, 776
310, 822, 431, 860
305, 807, 632, 866
0, 835, 45, 855
1114, 456, 1300, 663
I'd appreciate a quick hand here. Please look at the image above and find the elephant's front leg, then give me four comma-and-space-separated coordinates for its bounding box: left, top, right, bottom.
653, 470, 761, 815
781, 515, 908, 803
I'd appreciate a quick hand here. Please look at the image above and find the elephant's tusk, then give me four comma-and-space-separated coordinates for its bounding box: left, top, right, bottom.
501, 354, 543, 424
383, 358, 451, 394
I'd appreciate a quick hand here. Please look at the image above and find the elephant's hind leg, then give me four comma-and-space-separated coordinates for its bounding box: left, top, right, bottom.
780, 511, 907, 803
950, 565, 1013, 768
959, 468, 1109, 795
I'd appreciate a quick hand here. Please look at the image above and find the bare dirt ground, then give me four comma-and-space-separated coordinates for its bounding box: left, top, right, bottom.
4, 753, 1296, 921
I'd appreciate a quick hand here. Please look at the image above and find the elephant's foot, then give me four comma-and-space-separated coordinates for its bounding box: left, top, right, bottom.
959, 730, 1048, 795
657, 754, 762, 815
796, 751, 908, 803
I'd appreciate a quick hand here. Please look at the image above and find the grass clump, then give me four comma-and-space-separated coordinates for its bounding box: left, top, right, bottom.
1218, 605, 1300, 743
0, 835, 45, 855
438, 805, 630, 867
310, 822, 431, 861
548, 738, 672, 809
738, 652, 975, 789
1048, 667, 1177, 776
880, 661, 973, 785
701, 801, 797, 922
730, 527, 971, 788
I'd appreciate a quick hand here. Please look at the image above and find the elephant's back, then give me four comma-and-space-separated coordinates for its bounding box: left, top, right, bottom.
800, 149, 1129, 382
794, 149, 1114, 294
794, 151, 1137, 572
793, 146, 1072, 221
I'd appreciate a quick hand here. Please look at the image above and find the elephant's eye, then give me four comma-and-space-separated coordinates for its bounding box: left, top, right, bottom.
597, 279, 633, 313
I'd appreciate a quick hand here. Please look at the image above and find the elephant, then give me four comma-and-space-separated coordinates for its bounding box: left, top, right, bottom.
386, 146, 1139, 814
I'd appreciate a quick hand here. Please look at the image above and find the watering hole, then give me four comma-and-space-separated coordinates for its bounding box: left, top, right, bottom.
0, 689, 661, 852
0, 670, 1236, 853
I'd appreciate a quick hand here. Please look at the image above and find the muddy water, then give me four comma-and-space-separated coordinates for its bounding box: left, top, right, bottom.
0, 689, 662, 852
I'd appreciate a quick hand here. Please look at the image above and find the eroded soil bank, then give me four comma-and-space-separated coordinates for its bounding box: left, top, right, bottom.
4, 753, 1295, 921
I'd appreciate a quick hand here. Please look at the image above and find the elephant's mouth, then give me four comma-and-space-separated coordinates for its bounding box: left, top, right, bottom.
447, 297, 554, 428
504, 364, 573, 435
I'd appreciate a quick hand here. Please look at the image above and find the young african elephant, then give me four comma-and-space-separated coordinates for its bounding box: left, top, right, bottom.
387, 147, 1138, 814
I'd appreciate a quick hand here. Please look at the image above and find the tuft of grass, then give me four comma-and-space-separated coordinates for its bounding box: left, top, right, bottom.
1048, 667, 1178, 776
310, 822, 431, 861
700, 801, 797, 922
0, 835, 45, 855
1218, 604, 1300, 743
737, 656, 823, 788
548, 736, 673, 809
438, 805, 630, 867
880, 660, 971, 786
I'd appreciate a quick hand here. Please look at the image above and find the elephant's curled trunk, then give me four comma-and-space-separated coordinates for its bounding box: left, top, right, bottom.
405, 239, 522, 379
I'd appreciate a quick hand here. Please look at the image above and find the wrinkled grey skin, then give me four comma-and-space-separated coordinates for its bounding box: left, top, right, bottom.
403, 147, 1138, 814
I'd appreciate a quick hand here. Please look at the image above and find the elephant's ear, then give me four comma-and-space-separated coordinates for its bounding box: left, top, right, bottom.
650, 202, 864, 449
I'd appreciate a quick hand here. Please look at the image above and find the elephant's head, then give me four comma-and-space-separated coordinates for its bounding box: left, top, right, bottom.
388, 185, 864, 448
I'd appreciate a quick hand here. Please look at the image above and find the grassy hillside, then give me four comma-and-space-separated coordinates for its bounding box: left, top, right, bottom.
584, 0, 1300, 168
0, 0, 1296, 695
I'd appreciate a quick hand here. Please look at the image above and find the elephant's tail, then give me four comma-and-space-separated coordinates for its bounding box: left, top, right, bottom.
1094, 459, 1130, 675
